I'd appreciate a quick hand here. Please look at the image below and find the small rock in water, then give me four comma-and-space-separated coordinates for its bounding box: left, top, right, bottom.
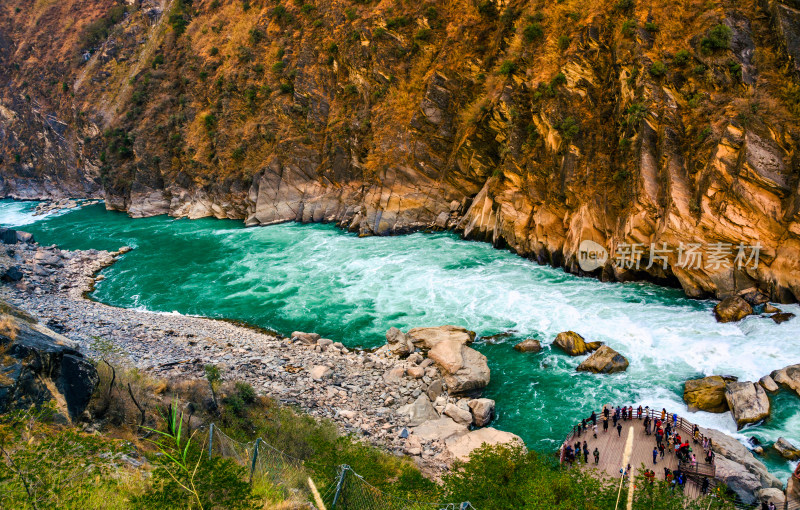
770, 312, 795, 324
513, 338, 542, 353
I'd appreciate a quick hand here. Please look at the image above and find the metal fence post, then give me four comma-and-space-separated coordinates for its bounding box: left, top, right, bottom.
249, 438, 261, 484
331, 464, 349, 508
208, 423, 214, 459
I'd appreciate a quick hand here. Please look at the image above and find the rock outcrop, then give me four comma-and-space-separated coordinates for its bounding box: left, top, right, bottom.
399, 326, 489, 395
0, 301, 98, 422
724, 381, 770, 429
513, 339, 542, 353
683, 375, 729, 412
5, 0, 800, 304
771, 364, 800, 398
553, 331, 601, 356
446, 427, 524, 461
701, 427, 784, 504
713, 296, 753, 323
774, 437, 800, 460
576, 345, 629, 374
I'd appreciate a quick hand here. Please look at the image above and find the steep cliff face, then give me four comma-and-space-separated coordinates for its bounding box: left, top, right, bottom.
2, 0, 800, 301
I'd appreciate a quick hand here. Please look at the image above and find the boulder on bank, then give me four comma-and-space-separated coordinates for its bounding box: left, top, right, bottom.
701, 427, 784, 502
396, 326, 489, 395
774, 437, 800, 460
385, 327, 415, 356
553, 331, 601, 356
756, 488, 786, 508
513, 338, 542, 353
446, 427, 524, 461
725, 381, 770, 429
738, 289, 769, 306
769, 364, 800, 398
714, 296, 753, 322
576, 345, 629, 374
404, 394, 440, 426
714, 456, 765, 505
758, 375, 779, 393
0, 301, 98, 422
683, 376, 729, 413
468, 398, 495, 427
291, 331, 320, 344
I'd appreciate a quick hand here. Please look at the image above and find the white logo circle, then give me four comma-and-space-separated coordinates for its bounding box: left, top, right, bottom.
577, 240, 608, 272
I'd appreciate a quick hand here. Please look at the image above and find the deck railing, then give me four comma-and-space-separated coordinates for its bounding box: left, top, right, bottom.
560, 406, 716, 479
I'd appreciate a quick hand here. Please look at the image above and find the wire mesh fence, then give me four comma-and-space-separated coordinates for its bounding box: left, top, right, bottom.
206, 423, 477, 510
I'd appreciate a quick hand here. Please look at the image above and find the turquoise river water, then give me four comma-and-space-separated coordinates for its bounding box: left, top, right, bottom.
1, 199, 798, 481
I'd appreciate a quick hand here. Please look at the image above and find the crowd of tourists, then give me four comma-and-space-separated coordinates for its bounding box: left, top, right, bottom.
561, 405, 718, 494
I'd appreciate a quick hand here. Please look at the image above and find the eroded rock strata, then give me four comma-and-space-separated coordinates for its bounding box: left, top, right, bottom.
2, 0, 800, 301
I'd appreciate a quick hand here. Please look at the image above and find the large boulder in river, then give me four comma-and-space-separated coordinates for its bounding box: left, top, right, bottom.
725, 381, 770, 429
553, 331, 601, 356
683, 376, 729, 413
404, 326, 489, 395
713, 296, 753, 322
576, 345, 629, 374
0, 301, 98, 422
773, 437, 800, 460
513, 338, 541, 353
770, 363, 800, 398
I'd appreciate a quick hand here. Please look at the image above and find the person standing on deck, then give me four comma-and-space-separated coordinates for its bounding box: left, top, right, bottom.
603, 417, 609, 433
593, 447, 600, 464
583, 442, 589, 463
653, 447, 658, 464
661, 408, 666, 421
673, 412, 678, 427
617, 423, 623, 437
638, 405, 643, 419
590, 411, 597, 425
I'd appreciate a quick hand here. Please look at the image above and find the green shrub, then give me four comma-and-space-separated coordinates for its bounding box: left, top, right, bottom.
644, 21, 659, 32
477, 0, 497, 18
523, 22, 543, 42
272, 60, 285, 73
621, 19, 636, 37
415, 28, 432, 41
649, 60, 667, 77
701, 24, 732, 53
557, 116, 579, 140
249, 27, 265, 44
498, 60, 517, 76
614, 0, 635, 12
301, 4, 315, 15
386, 16, 410, 30
727, 59, 742, 78
203, 113, 217, 132
345, 7, 357, 20
279, 83, 294, 94
674, 49, 691, 67
550, 72, 567, 87
558, 35, 571, 50
209, 46, 219, 56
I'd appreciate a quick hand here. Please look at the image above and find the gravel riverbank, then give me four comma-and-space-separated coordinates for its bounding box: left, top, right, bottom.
0, 232, 519, 476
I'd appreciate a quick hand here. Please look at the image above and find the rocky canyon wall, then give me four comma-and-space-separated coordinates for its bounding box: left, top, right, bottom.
2, 0, 800, 301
